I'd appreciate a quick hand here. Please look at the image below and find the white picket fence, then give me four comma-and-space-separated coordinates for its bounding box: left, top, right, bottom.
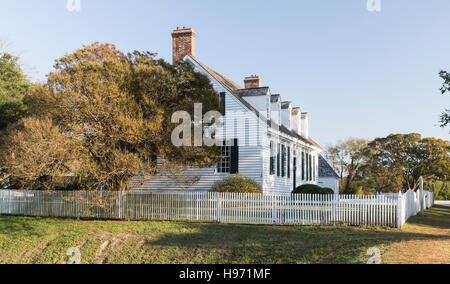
0, 190, 434, 228
398, 190, 434, 227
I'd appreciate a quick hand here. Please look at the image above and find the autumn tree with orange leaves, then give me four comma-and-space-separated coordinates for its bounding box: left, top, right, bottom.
1, 43, 221, 191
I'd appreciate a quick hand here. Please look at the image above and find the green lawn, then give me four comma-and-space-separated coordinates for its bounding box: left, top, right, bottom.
0, 206, 448, 264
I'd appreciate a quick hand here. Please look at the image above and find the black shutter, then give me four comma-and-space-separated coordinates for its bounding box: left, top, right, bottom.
309, 154, 312, 181
219, 92, 226, 115
302, 152, 305, 181
312, 155, 315, 182
230, 139, 239, 174
270, 141, 275, 175
277, 143, 281, 177
287, 147, 291, 179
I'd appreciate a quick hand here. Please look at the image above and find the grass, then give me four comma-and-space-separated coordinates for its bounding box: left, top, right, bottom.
0, 206, 448, 264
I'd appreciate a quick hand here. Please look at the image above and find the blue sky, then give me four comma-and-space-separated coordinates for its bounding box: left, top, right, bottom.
1, 0, 449, 146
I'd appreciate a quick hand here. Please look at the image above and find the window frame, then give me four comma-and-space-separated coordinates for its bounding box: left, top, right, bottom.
217, 140, 232, 174
270, 141, 275, 175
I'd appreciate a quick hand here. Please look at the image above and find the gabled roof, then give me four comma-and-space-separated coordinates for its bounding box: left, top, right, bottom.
236, 87, 270, 97
319, 155, 339, 178
281, 101, 292, 109
187, 56, 322, 150
271, 94, 281, 103
193, 58, 243, 92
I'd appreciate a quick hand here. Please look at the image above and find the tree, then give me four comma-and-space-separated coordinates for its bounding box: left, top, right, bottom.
0, 52, 30, 130
0, 117, 85, 190
359, 151, 404, 194
324, 138, 368, 193
3, 43, 221, 191
439, 70, 450, 132
361, 134, 450, 193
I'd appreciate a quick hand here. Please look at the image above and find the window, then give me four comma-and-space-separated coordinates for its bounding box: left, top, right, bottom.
217, 141, 231, 173
281, 144, 286, 177
218, 139, 239, 174
270, 141, 275, 175
309, 154, 312, 182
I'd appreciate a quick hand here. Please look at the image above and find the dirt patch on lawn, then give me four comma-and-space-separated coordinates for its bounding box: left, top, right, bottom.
382, 206, 450, 264
16, 241, 49, 264
383, 239, 450, 264
88, 232, 135, 264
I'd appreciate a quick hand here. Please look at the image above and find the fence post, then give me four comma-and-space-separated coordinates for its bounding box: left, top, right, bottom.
8, 190, 11, 215
332, 194, 337, 225
396, 192, 403, 229
272, 196, 277, 225
196, 193, 199, 221
76, 191, 80, 221
118, 191, 122, 220
216, 193, 222, 223
419, 177, 424, 217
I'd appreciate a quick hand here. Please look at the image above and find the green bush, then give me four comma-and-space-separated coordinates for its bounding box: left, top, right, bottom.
293, 184, 334, 195
322, 187, 335, 195
211, 174, 262, 193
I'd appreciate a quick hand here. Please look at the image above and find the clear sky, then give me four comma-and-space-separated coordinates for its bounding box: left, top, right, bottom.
1, 0, 449, 147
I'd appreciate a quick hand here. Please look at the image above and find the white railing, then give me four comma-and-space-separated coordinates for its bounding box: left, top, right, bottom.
0, 189, 434, 228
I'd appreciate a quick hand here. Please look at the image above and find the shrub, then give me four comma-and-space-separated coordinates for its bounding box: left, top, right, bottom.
322, 187, 335, 195
293, 184, 334, 195
211, 174, 262, 193
425, 181, 450, 201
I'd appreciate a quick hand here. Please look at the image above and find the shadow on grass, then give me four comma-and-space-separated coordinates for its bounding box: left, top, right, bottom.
405, 206, 450, 230
141, 222, 449, 264
0, 206, 448, 264
0, 217, 44, 237
142, 206, 450, 264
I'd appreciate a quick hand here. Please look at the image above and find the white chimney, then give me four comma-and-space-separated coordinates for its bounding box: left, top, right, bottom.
291, 107, 301, 135
301, 112, 309, 139
270, 95, 281, 126
281, 102, 292, 130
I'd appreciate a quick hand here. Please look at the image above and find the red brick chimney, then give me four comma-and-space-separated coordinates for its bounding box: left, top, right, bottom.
244, 75, 262, 89
172, 27, 196, 63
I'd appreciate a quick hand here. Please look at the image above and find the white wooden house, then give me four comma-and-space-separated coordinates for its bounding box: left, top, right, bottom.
130, 27, 322, 195
317, 155, 340, 194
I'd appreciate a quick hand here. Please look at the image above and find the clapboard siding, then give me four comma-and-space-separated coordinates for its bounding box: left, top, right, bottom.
261, 133, 321, 195
129, 167, 229, 191
129, 56, 323, 193
130, 58, 266, 192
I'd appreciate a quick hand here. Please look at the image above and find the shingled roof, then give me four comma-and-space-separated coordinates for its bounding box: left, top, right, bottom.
271, 94, 281, 103
193, 58, 243, 92
188, 56, 322, 150
281, 101, 292, 109
319, 155, 339, 178
236, 87, 270, 97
